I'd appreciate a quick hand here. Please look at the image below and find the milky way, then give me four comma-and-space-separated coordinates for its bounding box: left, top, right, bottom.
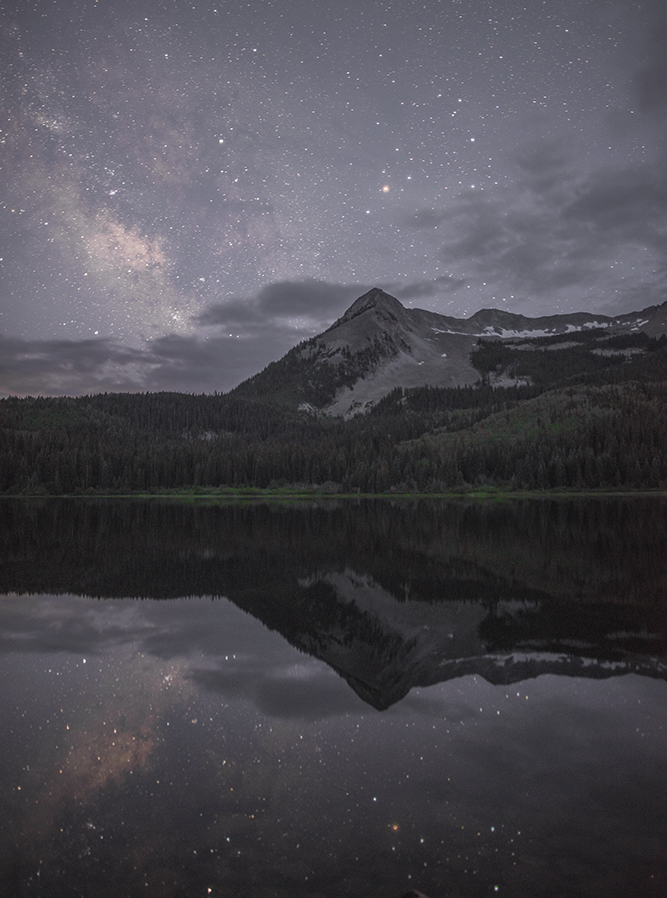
1, 0, 666, 395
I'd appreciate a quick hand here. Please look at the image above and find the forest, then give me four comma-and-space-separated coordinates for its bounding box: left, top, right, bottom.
1, 331, 666, 494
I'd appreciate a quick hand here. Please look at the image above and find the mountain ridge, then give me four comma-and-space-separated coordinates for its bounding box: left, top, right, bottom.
231, 288, 667, 415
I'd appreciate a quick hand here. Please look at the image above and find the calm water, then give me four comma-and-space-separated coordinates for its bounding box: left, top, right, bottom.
1, 497, 666, 898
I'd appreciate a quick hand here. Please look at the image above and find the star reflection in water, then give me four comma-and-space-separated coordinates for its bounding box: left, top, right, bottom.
0, 497, 666, 897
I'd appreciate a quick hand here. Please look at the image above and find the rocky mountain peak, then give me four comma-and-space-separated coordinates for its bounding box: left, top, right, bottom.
333, 287, 406, 327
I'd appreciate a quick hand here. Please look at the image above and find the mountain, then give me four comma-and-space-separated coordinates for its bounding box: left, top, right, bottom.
231, 287, 667, 415
1, 290, 665, 495
289, 569, 667, 709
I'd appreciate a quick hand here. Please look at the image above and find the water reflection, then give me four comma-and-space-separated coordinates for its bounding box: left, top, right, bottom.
0, 497, 666, 897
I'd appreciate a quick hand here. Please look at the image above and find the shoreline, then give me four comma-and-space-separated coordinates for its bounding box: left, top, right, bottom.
2, 487, 666, 501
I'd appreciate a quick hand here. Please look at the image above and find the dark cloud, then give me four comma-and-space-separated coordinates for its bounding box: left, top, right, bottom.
137, 331, 298, 392
0, 335, 146, 396
195, 279, 363, 330
0, 331, 296, 396
138, 598, 291, 662
255, 673, 363, 719
405, 147, 667, 309
256, 279, 362, 317
439, 199, 510, 265
563, 169, 667, 244
193, 300, 261, 328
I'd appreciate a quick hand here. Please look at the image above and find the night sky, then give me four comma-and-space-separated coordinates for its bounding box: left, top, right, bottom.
1, 0, 666, 396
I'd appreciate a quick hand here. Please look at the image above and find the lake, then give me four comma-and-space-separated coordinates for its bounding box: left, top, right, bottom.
1, 496, 666, 898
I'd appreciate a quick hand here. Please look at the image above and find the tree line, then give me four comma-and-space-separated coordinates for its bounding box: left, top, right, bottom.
1, 368, 666, 494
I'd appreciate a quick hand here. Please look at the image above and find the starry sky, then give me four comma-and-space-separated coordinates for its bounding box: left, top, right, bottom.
1, 0, 666, 396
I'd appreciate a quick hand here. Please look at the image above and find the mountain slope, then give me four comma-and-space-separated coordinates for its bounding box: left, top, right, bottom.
231, 287, 667, 415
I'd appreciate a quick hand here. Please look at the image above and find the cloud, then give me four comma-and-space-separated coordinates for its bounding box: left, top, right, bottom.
196, 277, 472, 331
193, 299, 261, 327
405, 142, 667, 309
190, 663, 363, 720
514, 140, 574, 196
0, 280, 386, 396
0, 595, 158, 656
0, 592, 362, 718
256, 279, 362, 317
0, 335, 147, 396
195, 278, 364, 329
439, 198, 511, 264
563, 168, 667, 246
0, 330, 295, 397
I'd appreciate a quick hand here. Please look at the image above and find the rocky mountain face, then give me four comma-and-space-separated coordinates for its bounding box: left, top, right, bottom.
232, 287, 667, 416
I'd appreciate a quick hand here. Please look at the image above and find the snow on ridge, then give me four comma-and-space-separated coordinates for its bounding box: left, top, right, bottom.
482, 320, 616, 338
583, 320, 612, 329
482, 326, 556, 338
487, 651, 628, 669
489, 651, 569, 665
428, 328, 477, 336
421, 310, 654, 343
429, 323, 605, 338
564, 320, 613, 332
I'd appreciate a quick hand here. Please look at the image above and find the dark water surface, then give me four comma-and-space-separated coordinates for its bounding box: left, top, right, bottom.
1, 497, 666, 898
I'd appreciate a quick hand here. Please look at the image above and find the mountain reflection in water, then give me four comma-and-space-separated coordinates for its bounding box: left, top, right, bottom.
0, 497, 666, 897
